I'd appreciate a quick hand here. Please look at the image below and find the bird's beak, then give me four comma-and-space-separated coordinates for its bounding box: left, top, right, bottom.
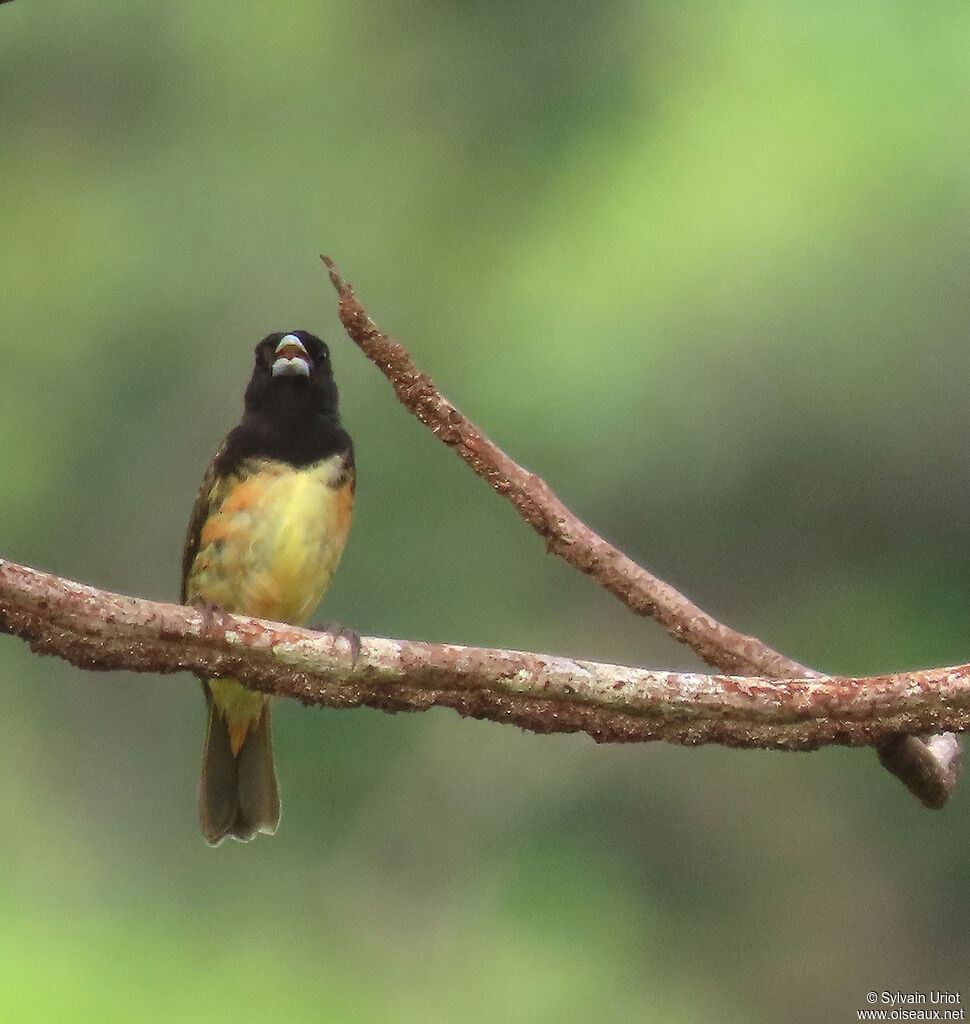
272, 335, 311, 378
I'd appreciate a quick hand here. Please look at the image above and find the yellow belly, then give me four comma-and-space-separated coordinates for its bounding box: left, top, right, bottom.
185, 453, 353, 626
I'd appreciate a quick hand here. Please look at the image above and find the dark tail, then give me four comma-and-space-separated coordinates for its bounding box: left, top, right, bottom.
200, 700, 280, 845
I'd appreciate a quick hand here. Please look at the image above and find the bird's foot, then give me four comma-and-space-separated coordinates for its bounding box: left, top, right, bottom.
189, 596, 233, 640
309, 620, 362, 666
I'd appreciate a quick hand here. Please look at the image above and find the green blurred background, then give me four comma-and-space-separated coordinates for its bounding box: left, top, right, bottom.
1, 1, 968, 1020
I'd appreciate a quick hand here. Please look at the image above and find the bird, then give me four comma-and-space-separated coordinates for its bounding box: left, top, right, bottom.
181, 331, 355, 844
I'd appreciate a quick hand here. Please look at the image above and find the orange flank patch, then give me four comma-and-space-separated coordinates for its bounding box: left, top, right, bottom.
228, 717, 251, 757
221, 475, 268, 515
198, 517, 235, 549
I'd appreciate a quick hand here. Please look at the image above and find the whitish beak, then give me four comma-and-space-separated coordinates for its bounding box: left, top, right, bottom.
272, 335, 310, 377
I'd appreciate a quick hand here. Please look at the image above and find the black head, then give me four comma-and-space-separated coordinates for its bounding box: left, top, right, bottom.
244, 330, 339, 420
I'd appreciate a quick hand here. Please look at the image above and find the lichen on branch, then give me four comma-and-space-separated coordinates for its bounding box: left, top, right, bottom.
320, 256, 963, 808
2, 559, 969, 761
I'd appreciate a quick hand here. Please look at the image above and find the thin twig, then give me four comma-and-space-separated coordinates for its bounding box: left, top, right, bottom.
2, 558, 969, 752
321, 258, 803, 679
321, 256, 962, 807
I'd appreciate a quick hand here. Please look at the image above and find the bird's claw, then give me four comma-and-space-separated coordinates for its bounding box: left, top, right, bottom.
309, 620, 362, 666
189, 596, 232, 639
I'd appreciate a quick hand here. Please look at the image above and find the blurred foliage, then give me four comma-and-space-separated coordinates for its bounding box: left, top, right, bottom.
2, 1, 969, 1021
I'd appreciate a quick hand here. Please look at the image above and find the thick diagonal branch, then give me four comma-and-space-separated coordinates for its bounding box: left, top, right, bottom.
321, 256, 961, 807
2, 558, 970, 752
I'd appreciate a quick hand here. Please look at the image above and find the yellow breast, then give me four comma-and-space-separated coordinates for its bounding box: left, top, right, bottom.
185, 453, 353, 625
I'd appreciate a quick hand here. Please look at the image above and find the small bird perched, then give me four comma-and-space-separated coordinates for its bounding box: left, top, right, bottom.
181, 331, 355, 844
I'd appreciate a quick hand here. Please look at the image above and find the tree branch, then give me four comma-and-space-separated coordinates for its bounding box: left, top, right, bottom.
321, 256, 962, 807
1, 262, 960, 807
2, 557, 970, 751
321, 259, 801, 679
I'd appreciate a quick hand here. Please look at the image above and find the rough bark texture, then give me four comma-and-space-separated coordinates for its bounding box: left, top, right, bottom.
321, 258, 804, 680
0, 262, 960, 807
3, 558, 969, 754
320, 257, 962, 807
